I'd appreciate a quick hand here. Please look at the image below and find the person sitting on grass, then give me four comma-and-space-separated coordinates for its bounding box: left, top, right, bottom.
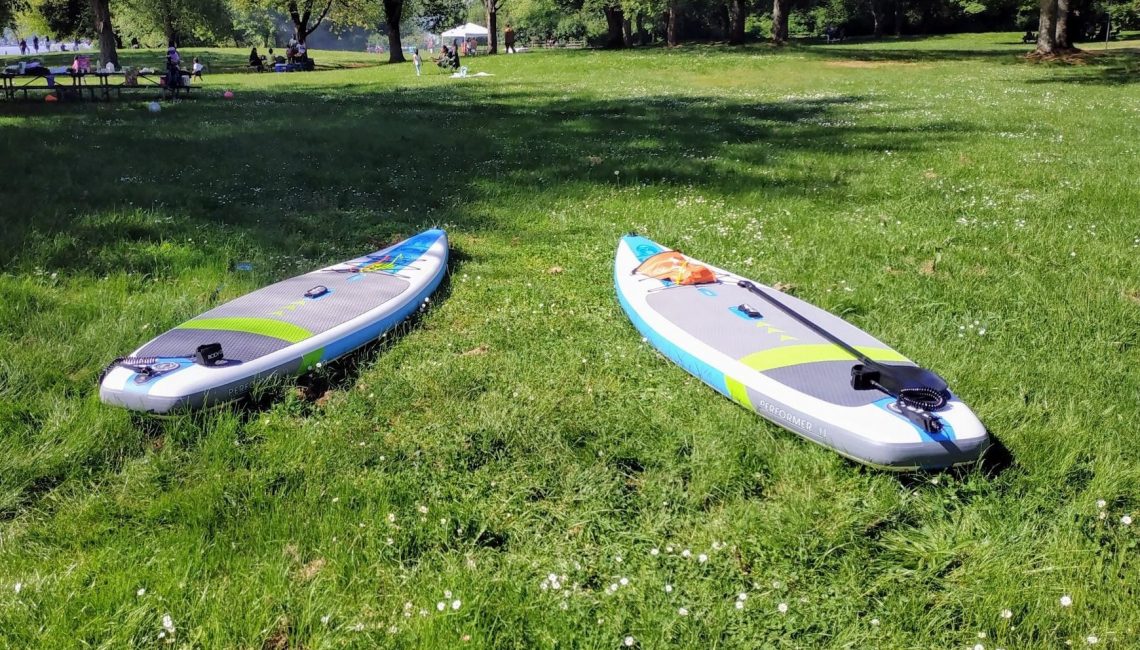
435, 45, 455, 70
249, 47, 264, 72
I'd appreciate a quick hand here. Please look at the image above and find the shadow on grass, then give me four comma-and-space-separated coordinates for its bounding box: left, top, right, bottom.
0, 80, 972, 515
1022, 51, 1140, 84
802, 40, 1140, 84
0, 83, 968, 275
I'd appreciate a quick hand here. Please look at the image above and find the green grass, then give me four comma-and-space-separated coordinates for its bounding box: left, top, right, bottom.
2, 32, 1140, 648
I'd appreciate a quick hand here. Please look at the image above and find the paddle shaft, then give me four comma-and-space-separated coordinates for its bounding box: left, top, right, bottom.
736, 280, 881, 370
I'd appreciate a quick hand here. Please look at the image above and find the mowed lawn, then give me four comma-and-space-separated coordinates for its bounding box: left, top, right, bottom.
2, 33, 1140, 648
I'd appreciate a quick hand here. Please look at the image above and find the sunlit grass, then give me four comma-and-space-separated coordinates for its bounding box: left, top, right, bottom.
1, 32, 1139, 648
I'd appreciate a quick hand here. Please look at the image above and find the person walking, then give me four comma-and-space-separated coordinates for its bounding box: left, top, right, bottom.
504, 23, 516, 54
19, 38, 27, 55
32, 35, 39, 53
413, 48, 422, 76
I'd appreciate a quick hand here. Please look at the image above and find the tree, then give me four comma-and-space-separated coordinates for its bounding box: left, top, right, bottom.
287, 0, 333, 43
666, 0, 680, 44
602, 3, 624, 47
484, 0, 505, 53
231, 0, 334, 44
381, 0, 405, 61
1035, 0, 1057, 53
727, 0, 746, 43
0, 0, 15, 28
772, 0, 790, 42
1054, 0, 1070, 48
89, 0, 118, 67
868, 0, 885, 36
115, 0, 235, 47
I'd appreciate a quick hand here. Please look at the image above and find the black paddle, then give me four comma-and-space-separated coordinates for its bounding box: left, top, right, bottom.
736, 280, 950, 434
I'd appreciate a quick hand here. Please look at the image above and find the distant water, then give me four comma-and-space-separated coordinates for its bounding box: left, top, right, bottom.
0, 43, 95, 56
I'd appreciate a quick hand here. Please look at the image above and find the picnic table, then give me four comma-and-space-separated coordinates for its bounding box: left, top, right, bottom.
0, 68, 195, 101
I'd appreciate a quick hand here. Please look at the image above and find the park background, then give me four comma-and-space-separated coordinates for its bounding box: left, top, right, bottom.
3, 0, 1140, 648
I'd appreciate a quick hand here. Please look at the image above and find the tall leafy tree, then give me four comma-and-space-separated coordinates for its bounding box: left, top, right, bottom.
1035, 0, 1057, 52
89, 0, 118, 66
484, 0, 505, 52
0, 0, 16, 28
116, 0, 234, 46
602, 1, 624, 47
381, 0, 405, 61
230, 0, 334, 43
771, 0, 789, 42
727, 0, 746, 43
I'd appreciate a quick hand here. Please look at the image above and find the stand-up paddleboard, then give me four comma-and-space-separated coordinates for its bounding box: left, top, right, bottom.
100, 228, 448, 414
615, 234, 989, 470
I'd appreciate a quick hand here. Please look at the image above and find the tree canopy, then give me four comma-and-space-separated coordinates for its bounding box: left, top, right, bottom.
3, 0, 1137, 55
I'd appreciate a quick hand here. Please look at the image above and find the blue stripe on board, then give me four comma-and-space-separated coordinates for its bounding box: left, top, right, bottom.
128, 230, 446, 397
388, 229, 446, 273
615, 253, 729, 398
622, 235, 667, 264
871, 396, 957, 443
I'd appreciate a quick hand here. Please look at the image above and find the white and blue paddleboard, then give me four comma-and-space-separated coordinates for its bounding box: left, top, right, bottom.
615, 234, 989, 471
100, 229, 448, 414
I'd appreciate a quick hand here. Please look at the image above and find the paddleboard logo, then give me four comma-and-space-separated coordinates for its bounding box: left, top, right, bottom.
358, 253, 404, 273
755, 397, 814, 433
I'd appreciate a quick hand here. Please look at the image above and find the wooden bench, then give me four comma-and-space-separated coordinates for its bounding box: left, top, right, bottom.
0, 70, 196, 101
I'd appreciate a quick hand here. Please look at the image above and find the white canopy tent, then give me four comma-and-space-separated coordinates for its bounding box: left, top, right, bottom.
441, 23, 490, 44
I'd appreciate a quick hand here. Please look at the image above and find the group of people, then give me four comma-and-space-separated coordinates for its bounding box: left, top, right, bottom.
17, 36, 89, 55
433, 43, 462, 71
164, 45, 203, 86
248, 40, 311, 72
409, 24, 519, 76
285, 39, 309, 64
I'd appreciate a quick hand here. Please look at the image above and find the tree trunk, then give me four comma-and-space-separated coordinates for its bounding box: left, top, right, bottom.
384, 0, 406, 62
89, 0, 118, 68
485, 0, 499, 54
163, 12, 176, 47
622, 16, 633, 46
728, 0, 746, 45
1054, 0, 1071, 49
771, 0, 789, 44
603, 6, 625, 48
636, 13, 649, 45
894, 0, 904, 35
1036, 0, 1057, 54
870, 0, 884, 38
666, 3, 680, 46
716, 3, 730, 40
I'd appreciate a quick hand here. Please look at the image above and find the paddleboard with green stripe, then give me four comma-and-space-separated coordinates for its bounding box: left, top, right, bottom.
615, 234, 989, 471
100, 229, 448, 414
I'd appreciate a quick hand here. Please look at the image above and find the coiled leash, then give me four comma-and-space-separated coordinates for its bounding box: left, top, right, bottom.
736, 280, 949, 434
97, 343, 226, 384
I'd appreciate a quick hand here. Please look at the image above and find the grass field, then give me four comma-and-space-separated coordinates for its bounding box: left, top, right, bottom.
2, 32, 1140, 648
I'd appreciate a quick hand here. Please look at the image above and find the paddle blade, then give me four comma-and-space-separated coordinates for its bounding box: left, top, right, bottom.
634, 251, 716, 285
